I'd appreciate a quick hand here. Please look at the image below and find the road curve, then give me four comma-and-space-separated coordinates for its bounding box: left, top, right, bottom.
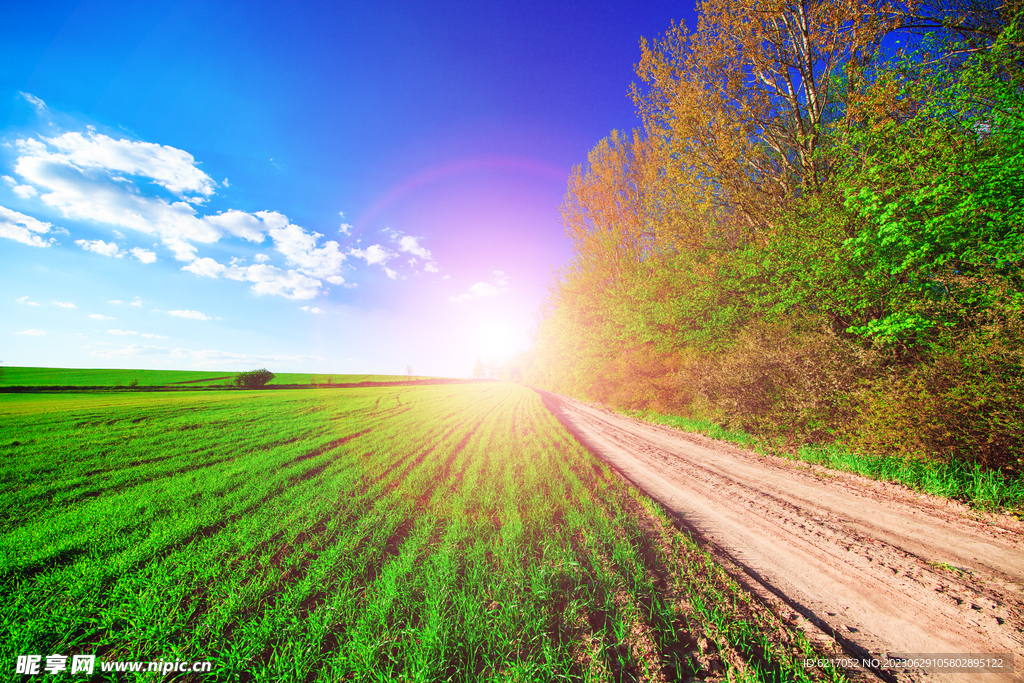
539, 391, 1024, 683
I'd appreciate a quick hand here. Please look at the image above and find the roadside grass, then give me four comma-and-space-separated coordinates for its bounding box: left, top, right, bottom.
0, 366, 430, 388
623, 408, 1024, 513
1, 385, 843, 681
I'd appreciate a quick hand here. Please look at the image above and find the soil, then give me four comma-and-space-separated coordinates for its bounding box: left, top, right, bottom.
539, 391, 1024, 683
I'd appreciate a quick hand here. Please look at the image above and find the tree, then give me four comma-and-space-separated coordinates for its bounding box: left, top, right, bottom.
234, 368, 275, 388
406, 364, 413, 378
632, 0, 901, 243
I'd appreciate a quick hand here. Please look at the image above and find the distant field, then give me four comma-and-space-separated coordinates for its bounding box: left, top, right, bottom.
0, 384, 837, 681
0, 366, 430, 387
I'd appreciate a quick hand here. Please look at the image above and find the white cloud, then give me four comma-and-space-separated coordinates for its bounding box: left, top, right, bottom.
75, 238, 121, 257
424, 262, 440, 273
0, 205, 58, 247
141, 333, 168, 339
20, 92, 47, 111
168, 309, 212, 320
108, 329, 137, 335
397, 235, 432, 260
2, 176, 15, 185
13, 185, 38, 198
52, 301, 76, 308
267, 220, 345, 278
130, 247, 157, 264
15, 329, 46, 335
300, 306, 325, 314
204, 209, 267, 242
108, 299, 123, 304
383, 267, 398, 280
91, 344, 169, 358
448, 271, 510, 304
229, 263, 322, 299
9, 126, 353, 301
129, 297, 143, 307
13, 133, 222, 258
349, 243, 395, 266
90, 344, 320, 366
181, 257, 224, 278
181, 258, 322, 300
89, 313, 115, 320
254, 253, 270, 263
44, 131, 216, 197
16, 296, 40, 306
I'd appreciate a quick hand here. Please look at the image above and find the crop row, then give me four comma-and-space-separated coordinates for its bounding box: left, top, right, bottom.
0, 384, 843, 681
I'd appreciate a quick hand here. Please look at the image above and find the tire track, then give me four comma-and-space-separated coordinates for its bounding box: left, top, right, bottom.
539, 390, 1024, 682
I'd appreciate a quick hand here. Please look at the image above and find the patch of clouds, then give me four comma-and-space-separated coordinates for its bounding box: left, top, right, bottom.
168, 309, 212, 320
15, 329, 46, 335
52, 301, 76, 308
43, 131, 217, 197
349, 244, 395, 266
13, 184, 38, 198
91, 344, 170, 358
90, 344, 321, 367
424, 262, 440, 273
383, 267, 398, 280
89, 313, 115, 320
181, 258, 322, 300
339, 211, 352, 235
397, 235, 432, 260
267, 219, 345, 278
141, 333, 168, 339
300, 306, 325, 314
16, 296, 40, 306
108, 329, 137, 335
108, 299, 123, 304
204, 209, 267, 242
0, 205, 59, 247
129, 297, 144, 307
20, 92, 47, 111
75, 238, 121, 257
8, 124, 355, 300
130, 247, 157, 264
448, 271, 510, 304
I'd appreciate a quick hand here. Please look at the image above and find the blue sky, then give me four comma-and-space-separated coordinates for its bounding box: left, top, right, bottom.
1, 0, 695, 377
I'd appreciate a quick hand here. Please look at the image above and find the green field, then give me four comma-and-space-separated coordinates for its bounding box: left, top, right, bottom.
1, 384, 839, 681
0, 366, 430, 388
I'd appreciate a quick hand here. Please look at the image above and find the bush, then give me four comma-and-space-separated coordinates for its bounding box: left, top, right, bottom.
682, 320, 878, 444
234, 368, 275, 388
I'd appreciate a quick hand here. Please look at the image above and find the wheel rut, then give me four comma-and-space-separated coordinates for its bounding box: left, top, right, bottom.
538, 390, 1024, 682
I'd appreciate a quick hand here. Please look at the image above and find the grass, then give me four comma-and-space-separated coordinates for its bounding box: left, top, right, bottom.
1, 384, 841, 682
623, 408, 1024, 513
0, 366, 433, 388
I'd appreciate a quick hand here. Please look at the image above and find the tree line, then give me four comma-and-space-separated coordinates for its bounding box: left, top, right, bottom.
521, 0, 1024, 475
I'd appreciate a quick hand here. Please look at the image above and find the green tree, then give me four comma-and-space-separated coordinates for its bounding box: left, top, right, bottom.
234, 368, 275, 388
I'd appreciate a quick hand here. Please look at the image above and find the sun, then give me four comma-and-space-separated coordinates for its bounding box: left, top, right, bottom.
474, 319, 523, 360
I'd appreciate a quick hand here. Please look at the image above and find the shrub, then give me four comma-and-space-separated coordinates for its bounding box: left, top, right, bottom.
234, 368, 275, 388
684, 320, 879, 444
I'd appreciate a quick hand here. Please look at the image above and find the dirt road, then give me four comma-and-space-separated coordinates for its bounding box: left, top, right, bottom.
539, 391, 1024, 682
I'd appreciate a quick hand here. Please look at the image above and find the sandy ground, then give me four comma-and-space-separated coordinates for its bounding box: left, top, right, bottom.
539, 391, 1024, 682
